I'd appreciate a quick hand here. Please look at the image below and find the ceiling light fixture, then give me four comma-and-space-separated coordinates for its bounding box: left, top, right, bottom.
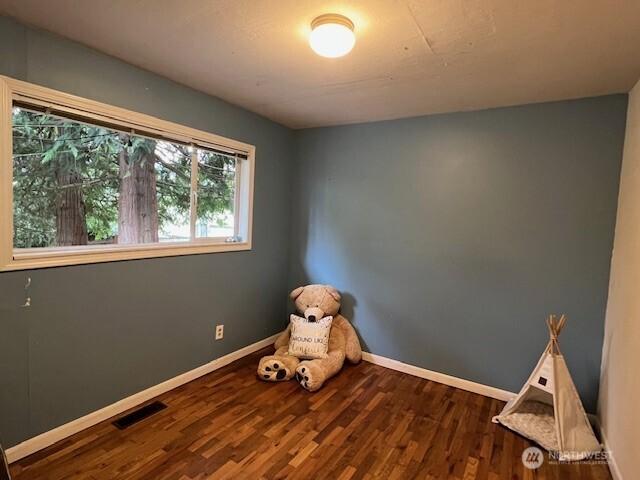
309, 14, 355, 58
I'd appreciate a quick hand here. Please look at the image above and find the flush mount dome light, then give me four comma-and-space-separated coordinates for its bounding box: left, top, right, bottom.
309, 14, 355, 58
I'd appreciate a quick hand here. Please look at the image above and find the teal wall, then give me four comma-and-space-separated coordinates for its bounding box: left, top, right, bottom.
289, 96, 628, 413
0, 17, 294, 447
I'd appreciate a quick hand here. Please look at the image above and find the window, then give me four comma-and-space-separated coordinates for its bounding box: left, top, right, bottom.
0, 76, 254, 270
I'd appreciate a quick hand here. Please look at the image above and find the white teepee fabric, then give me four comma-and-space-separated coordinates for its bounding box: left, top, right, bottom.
492, 315, 601, 461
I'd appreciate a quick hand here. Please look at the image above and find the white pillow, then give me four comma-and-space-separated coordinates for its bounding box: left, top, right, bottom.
288, 314, 333, 359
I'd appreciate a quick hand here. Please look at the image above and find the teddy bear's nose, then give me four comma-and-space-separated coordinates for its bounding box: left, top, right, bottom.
305, 307, 324, 322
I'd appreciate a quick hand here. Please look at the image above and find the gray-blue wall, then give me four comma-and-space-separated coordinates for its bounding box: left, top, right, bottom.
0, 17, 294, 447
289, 97, 628, 412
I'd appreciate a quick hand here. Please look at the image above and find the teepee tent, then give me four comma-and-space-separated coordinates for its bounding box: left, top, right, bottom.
492, 315, 601, 461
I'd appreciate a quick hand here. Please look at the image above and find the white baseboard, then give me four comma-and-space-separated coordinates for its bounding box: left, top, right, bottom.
6, 333, 278, 464
361, 351, 516, 402
599, 427, 623, 480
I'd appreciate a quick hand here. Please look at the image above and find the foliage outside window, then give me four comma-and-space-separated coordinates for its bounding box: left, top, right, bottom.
1, 77, 254, 270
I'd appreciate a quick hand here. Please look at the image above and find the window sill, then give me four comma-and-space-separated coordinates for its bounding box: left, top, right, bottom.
1, 240, 251, 271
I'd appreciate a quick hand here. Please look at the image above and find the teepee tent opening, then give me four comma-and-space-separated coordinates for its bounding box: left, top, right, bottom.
492, 315, 601, 461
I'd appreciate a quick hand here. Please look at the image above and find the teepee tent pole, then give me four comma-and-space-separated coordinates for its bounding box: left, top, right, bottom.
546, 314, 566, 356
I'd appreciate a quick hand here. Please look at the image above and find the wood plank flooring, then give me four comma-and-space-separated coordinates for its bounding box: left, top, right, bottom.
10, 348, 612, 480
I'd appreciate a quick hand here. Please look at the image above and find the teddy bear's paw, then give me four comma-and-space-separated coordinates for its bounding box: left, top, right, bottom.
295, 362, 324, 392
258, 356, 293, 382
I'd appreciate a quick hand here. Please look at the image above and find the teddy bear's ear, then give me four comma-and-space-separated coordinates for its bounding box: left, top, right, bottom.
325, 285, 341, 302
290, 286, 305, 300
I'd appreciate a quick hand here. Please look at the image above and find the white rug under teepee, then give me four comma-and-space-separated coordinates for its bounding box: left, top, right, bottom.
492, 315, 601, 461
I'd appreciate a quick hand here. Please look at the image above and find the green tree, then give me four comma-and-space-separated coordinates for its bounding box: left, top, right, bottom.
12, 108, 235, 248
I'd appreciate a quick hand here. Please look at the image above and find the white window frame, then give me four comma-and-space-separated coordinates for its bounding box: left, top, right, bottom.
0, 76, 255, 271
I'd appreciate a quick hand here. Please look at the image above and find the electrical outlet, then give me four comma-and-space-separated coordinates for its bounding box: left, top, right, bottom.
215, 324, 224, 340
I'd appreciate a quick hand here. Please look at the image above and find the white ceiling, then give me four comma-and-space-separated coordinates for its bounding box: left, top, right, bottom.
2, 0, 640, 129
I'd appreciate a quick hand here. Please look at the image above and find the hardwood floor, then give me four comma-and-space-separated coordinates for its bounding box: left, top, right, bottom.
10, 348, 612, 480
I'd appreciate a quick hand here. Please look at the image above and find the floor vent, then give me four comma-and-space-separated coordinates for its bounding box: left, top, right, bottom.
112, 401, 167, 430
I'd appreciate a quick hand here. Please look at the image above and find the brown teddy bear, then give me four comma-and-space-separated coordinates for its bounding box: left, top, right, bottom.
257, 284, 362, 391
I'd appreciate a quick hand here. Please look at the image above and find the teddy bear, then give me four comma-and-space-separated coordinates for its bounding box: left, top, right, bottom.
257, 284, 362, 391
